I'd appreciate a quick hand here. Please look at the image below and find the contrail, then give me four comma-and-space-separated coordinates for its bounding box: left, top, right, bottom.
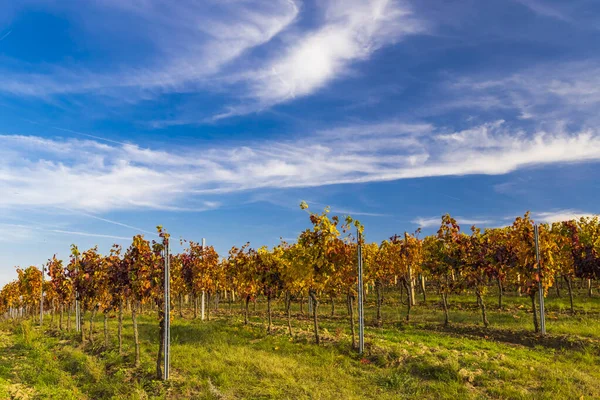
49, 229, 130, 241
442, 194, 461, 201
0, 30, 11, 42
21, 118, 130, 146
51, 126, 130, 146
58, 208, 158, 236
0, 223, 130, 241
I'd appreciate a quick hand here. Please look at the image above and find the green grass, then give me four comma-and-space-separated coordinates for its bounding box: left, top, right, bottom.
2, 288, 600, 399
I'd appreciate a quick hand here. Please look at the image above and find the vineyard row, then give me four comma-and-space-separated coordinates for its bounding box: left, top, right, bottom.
1, 204, 599, 379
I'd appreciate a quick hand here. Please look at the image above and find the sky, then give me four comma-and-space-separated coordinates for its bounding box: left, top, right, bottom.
1, 0, 600, 285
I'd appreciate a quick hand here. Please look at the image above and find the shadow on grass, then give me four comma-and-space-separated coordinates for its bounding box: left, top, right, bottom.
419, 322, 600, 353
135, 318, 261, 347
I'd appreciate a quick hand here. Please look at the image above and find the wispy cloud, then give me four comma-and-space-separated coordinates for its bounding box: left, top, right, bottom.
304, 201, 389, 217
244, 193, 388, 217
3, 119, 598, 212
513, 0, 571, 22
532, 209, 598, 224
0, 1, 299, 98
412, 216, 494, 229
411, 217, 439, 228
0, 223, 35, 243
449, 61, 600, 127
493, 178, 530, 194
0, 1, 426, 120
215, 0, 425, 117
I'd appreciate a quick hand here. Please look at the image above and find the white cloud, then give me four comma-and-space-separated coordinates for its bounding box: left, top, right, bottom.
0, 1, 299, 98
449, 62, 600, 128
304, 201, 388, 217
460, 219, 494, 227
0, 0, 429, 119
0, 223, 35, 243
412, 216, 493, 229
513, 0, 571, 21
411, 217, 439, 228
244, 193, 388, 216
2, 120, 600, 212
0, 0, 425, 116
532, 210, 598, 224
223, 0, 425, 115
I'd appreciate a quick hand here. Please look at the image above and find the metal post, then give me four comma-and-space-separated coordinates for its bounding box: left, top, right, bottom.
75, 298, 80, 332
40, 265, 44, 326
75, 254, 81, 333
201, 238, 206, 321
357, 230, 365, 354
168, 243, 171, 379
163, 240, 170, 380
534, 224, 546, 335
405, 232, 415, 306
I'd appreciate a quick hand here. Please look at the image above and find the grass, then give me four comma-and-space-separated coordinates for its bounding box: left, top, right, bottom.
1, 287, 600, 399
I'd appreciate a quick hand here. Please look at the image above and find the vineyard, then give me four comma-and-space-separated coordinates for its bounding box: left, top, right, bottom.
1, 204, 600, 399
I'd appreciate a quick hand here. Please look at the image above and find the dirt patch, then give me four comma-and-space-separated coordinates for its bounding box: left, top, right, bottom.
6, 383, 36, 400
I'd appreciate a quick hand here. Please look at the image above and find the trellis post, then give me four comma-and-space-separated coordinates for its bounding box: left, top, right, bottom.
357, 230, 365, 354
40, 265, 44, 326
201, 238, 206, 321
163, 238, 171, 380
75, 254, 81, 333
534, 224, 546, 335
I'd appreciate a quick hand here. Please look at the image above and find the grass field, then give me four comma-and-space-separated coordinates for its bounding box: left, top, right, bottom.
2, 288, 600, 399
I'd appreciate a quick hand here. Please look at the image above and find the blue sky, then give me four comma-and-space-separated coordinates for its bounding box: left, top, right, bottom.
1, 0, 600, 285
